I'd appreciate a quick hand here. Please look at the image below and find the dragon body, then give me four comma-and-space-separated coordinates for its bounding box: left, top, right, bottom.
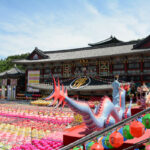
45, 78, 132, 131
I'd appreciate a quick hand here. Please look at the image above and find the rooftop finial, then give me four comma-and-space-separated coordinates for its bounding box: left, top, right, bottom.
35, 47, 38, 50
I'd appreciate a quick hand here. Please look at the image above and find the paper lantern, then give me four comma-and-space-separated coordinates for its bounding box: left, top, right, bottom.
145, 145, 150, 150
130, 121, 145, 137
91, 143, 104, 150
142, 114, 150, 129
109, 131, 124, 148
73, 147, 81, 150
104, 133, 114, 149
86, 141, 95, 150
123, 125, 134, 139
118, 128, 127, 141
102, 136, 109, 149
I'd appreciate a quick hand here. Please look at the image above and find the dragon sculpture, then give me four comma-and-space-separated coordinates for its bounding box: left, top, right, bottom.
45, 77, 132, 131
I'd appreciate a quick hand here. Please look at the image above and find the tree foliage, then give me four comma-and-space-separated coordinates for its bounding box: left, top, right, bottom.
0, 53, 29, 73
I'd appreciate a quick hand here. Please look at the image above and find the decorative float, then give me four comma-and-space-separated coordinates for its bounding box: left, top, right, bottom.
45, 77, 132, 131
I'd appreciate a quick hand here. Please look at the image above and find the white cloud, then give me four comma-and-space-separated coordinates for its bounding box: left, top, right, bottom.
0, 0, 150, 58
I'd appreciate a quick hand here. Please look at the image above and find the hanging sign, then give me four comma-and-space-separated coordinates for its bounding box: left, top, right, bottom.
99, 61, 109, 76
27, 70, 40, 92
70, 76, 91, 89
10, 79, 17, 86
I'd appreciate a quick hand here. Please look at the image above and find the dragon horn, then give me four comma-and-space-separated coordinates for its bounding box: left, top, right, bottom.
65, 87, 68, 97
50, 78, 60, 105
57, 84, 65, 107
61, 87, 67, 108
53, 78, 61, 105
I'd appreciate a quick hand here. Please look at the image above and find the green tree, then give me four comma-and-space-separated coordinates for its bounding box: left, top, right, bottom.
0, 53, 29, 73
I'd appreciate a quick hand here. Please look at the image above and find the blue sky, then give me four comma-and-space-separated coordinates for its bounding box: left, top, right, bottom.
0, 0, 150, 59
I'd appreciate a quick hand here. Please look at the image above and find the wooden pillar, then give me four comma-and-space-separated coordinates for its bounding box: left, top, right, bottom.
140, 57, 143, 83
61, 62, 64, 76
124, 59, 128, 73
25, 69, 28, 92
140, 58, 143, 72
41, 68, 44, 83
71, 61, 75, 75
96, 59, 99, 75
109, 60, 113, 73
51, 63, 54, 75
122, 56, 127, 73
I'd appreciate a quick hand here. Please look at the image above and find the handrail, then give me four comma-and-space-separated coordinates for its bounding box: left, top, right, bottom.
60, 107, 150, 150
123, 137, 150, 150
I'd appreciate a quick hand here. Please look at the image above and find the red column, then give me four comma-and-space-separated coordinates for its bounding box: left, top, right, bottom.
96, 60, 99, 75
51, 67, 54, 74
110, 61, 113, 73
125, 59, 127, 72
61, 63, 64, 76
41, 68, 44, 83
140, 59, 143, 83
25, 69, 28, 92
140, 59, 143, 72
71, 64, 75, 75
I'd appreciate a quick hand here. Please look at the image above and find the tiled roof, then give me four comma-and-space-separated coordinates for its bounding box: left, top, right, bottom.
0, 67, 24, 78
13, 44, 150, 64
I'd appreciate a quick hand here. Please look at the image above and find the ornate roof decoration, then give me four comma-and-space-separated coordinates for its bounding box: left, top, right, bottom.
133, 35, 150, 49
88, 36, 123, 47
27, 47, 49, 60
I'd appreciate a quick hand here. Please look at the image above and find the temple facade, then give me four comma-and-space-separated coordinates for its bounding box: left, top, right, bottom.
14, 35, 150, 99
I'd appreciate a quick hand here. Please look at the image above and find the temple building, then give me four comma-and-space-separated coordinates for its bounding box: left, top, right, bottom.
14, 35, 150, 99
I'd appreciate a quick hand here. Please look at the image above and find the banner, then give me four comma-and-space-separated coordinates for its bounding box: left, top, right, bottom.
7, 85, 11, 100
1, 85, 5, 99
11, 85, 16, 100
27, 70, 40, 92
1, 79, 7, 86
99, 61, 109, 76
10, 79, 17, 86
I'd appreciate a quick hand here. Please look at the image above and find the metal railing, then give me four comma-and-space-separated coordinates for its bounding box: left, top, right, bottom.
123, 137, 150, 150
60, 107, 150, 150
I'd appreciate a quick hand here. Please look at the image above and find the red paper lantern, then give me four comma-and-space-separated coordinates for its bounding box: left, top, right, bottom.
109, 131, 124, 148
91, 143, 104, 150
146, 145, 150, 150
130, 121, 145, 138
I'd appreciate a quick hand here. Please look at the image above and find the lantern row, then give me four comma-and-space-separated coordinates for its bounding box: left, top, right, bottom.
73, 113, 150, 150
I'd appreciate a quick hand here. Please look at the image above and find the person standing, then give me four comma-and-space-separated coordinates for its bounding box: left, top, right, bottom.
140, 82, 149, 109
112, 75, 121, 107
130, 80, 136, 102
